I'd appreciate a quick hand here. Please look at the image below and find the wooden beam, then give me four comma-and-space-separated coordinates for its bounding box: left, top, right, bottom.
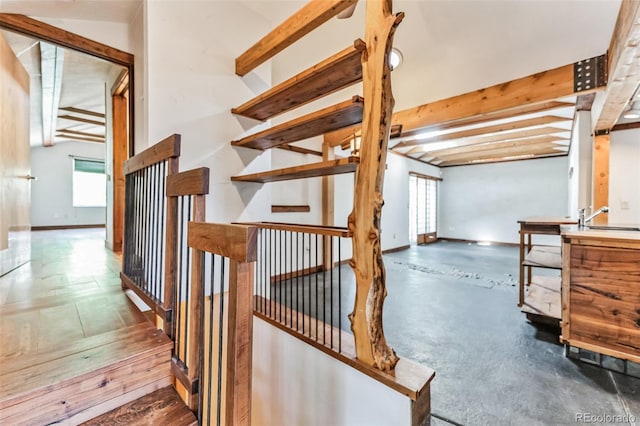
439, 152, 567, 167
592, 133, 610, 224
421, 135, 569, 160
55, 134, 104, 143
277, 144, 323, 156
430, 140, 568, 163
612, 121, 640, 132
235, 0, 357, 76
592, 0, 640, 131
326, 101, 575, 147
394, 115, 571, 149
231, 156, 359, 183
57, 129, 105, 138
404, 126, 568, 157
59, 106, 105, 118
112, 94, 127, 253
348, 0, 403, 372
58, 114, 105, 126
166, 167, 210, 196
271, 205, 311, 213
40, 42, 64, 147
0, 14, 134, 66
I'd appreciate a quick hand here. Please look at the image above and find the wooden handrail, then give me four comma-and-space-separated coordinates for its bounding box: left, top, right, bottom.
166, 167, 210, 196
237, 221, 351, 237
188, 222, 257, 262
123, 134, 181, 175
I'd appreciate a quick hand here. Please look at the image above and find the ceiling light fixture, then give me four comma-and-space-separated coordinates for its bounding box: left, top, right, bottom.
389, 48, 403, 70
623, 101, 640, 119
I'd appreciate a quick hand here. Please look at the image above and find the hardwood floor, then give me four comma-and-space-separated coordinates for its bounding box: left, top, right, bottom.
0, 229, 178, 425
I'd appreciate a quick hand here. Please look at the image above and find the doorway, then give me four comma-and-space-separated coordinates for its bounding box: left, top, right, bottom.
408, 172, 438, 245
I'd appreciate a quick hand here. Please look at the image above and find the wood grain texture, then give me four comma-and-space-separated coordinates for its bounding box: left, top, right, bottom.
591, 0, 640, 130
277, 144, 322, 156
430, 136, 568, 162
521, 276, 561, 320
522, 246, 562, 269
0, 14, 134, 66
271, 205, 311, 213
231, 97, 363, 150
162, 156, 179, 335
231, 156, 359, 183
438, 151, 566, 167
592, 134, 610, 225
123, 134, 180, 175
112, 94, 127, 252
188, 222, 257, 262
235, 0, 357, 76
233, 40, 365, 120
347, 0, 403, 372
166, 167, 210, 196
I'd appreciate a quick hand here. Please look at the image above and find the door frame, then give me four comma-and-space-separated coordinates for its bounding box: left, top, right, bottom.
0, 14, 135, 252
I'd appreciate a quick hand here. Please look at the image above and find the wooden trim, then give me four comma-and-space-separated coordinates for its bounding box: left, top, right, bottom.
560, 238, 572, 339
31, 224, 105, 231
232, 39, 365, 121
592, 134, 610, 225
253, 307, 434, 401
162, 156, 179, 336
188, 222, 257, 262
271, 205, 310, 213
59, 106, 105, 118
112, 94, 128, 253
111, 69, 130, 96
166, 167, 210, 196
611, 121, 640, 132
408, 172, 442, 182
0, 14, 134, 66
381, 245, 410, 254
57, 129, 105, 138
235, 0, 357, 76
123, 134, 181, 175
58, 114, 105, 126
238, 221, 350, 238
120, 272, 171, 320
171, 357, 198, 394
591, 0, 640, 131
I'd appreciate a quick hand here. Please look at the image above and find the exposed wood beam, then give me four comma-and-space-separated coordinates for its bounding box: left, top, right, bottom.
277, 143, 323, 156
419, 134, 569, 160
403, 126, 568, 156
55, 134, 104, 143
611, 121, 640, 132
592, 134, 610, 224
326, 101, 575, 147
434, 145, 567, 166
592, 0, 640, 131
394, 115, 571, 149
58, 114, 105, 126
430, 139, 568, 163
59, 106, 105, 118
40, 42, 64, 147
439, 152, 567, 167
57, 129, 105, 138
235, 0, 357, 76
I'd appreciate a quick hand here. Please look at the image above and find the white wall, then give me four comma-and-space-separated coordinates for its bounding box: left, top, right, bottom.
252, 317, 412, 426
609, 129, 640, 225
439, 157, 569, 245
567, 111, 593, 219
36, 17, 131, 53
31, 141, 106, 227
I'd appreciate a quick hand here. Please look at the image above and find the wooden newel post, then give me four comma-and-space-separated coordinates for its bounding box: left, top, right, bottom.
348, 0, 404, 371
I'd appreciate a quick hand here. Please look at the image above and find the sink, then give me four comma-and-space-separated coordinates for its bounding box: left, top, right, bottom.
587, 225, 640, 231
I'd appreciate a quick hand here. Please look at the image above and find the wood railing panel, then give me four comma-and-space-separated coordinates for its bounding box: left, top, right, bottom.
188, 223, 257, 262
124, 134, 181, 175
166, 167, 210, 196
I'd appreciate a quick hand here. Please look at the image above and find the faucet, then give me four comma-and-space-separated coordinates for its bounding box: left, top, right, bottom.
578, 206, 609, 228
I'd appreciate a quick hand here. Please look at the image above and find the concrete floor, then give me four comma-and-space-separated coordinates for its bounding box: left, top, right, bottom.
382, 241, 639, 426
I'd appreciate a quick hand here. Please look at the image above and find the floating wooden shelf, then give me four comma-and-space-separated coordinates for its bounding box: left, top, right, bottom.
232, 40, 365, 121
523, 245, 562, 269
231, 156, 359, 183
231, 96, 364, 151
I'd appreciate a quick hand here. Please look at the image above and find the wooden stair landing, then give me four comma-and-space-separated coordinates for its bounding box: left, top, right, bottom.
81, 386, 197, 426
0, 288, 174, 425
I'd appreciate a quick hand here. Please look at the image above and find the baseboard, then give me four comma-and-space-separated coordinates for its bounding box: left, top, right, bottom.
382, 245, 410, 254
438, 237, 519, 247
32, 224, 106, 231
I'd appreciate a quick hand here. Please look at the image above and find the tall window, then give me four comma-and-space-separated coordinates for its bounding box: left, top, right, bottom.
409, 173, 438, 245
73, 158, 106, 207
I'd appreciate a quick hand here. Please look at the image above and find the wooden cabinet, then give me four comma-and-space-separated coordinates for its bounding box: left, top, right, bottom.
561, 229, 640, 364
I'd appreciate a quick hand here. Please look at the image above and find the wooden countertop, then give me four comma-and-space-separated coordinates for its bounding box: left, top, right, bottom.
518, 216, 577, 225
561, 225, 640, 244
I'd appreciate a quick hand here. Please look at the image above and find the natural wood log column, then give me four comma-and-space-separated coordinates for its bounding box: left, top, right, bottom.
592, 133, 610, 225
348, 0, 403, 371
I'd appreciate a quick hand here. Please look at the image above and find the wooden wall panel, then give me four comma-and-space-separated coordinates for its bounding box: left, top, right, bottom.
0, 31, 31, 275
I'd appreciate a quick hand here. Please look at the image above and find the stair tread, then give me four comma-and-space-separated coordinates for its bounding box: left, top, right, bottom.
231, 96, 363, 150
81, 386, 197, 426
232, 40, 365, 121
231, 156, 359, 183
0, 321, 172, 408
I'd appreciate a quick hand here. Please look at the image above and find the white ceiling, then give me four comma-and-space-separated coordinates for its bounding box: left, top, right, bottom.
0, 0, 141, 23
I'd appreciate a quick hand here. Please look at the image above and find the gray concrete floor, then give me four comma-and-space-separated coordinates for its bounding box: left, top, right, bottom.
382, 241, 639, 426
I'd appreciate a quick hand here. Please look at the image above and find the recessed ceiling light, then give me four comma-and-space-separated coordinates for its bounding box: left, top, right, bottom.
389, 48, 403, 70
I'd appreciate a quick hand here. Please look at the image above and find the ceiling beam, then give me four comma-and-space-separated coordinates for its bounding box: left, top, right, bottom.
417, 133, 569, 159
40, 42, 64, 147
432, 142, 567, 164
235, 0, 357, 76
394, 115, 571, 149
58, 114, 105, 126
57, 129, 105, 138
591, 0, 640, 131
56, 134, 104, 143
59, 106, 105, 118
439, 152, 566, 167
